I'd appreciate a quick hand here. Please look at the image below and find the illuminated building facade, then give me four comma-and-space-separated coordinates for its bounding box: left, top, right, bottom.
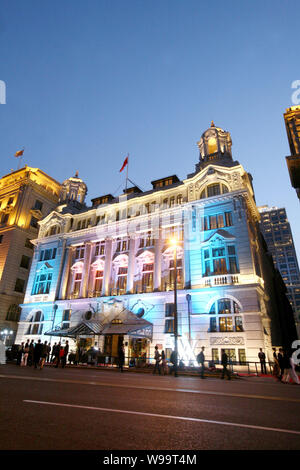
258, 205, 300, 337
284, 105, 300, 200
0, 166, 61, 343
16, 123, 291, 364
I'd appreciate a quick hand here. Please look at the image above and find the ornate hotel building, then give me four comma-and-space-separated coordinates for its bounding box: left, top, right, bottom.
15, 123, 292, 364
0, 166, 61, 343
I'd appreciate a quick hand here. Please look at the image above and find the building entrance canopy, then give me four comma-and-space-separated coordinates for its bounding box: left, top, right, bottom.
45, 309, 153, 340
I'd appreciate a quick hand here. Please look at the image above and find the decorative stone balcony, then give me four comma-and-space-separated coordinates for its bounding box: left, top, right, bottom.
203, 274, 239, 287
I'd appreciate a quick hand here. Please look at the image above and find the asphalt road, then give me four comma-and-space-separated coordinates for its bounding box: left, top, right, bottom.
1, 363, 300, 451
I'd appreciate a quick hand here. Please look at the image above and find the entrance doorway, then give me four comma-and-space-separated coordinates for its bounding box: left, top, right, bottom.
104, 335, 124, 359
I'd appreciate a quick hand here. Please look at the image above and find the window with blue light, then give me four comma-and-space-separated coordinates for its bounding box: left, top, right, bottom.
200, 211, 233, 231
209, 298, 243, 333
39, 247, 57, 261
202, 244, 239, 277
32, 271, 53, 295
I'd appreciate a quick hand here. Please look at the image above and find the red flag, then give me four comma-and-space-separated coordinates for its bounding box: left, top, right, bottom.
15, 149, 24, 157
119, 155, 128, 172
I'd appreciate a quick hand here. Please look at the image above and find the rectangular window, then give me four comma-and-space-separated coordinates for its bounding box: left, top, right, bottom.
15, 278, 25, 293
20, 255, 31, 269
212, 348, 219, 362
225, 212, 233, 226
235, 316, 244, 332
164, 319, 174, 333
209, 215, 217, 230
32, 272, 52, 295
238, 349, 246, 365
165, 303, 175, 317
34, 200, 43, 211
73, 272, 82, 295
210, 317, 217, 332
2, 213, 9, 224
75, 246, 85, 259
30, 216, 39, 228
217, 214, 224, 228
25, 238, 33, 249
0, 234, 3, 244
94, 270, 103, 294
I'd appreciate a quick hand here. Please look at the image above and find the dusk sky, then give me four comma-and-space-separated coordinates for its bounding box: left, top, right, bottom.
1, 0, 299, 256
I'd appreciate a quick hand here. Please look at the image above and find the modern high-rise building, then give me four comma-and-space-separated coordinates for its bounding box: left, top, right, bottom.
0, 166, 61, 344
258, 205, 300, 338
15, 123, 297, 365
284, 105, 300, 200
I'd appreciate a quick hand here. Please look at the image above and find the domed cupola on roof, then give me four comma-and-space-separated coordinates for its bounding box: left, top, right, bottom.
59, 171, 88, 205
195, 121, 233, 171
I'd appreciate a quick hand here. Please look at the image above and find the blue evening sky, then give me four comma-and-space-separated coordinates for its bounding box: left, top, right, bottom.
1, 0, 300, 257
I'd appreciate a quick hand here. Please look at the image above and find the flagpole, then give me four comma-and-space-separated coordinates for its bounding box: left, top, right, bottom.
125, 154, 129, 192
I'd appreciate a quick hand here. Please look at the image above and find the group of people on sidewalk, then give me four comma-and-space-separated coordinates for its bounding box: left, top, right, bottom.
16, 340, 69, 369
196, 347, 231, 380
271, 347, 300, 384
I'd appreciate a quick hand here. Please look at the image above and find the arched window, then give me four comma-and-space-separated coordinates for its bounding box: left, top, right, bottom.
209, 298, 243, 333
26, 311, 44, 335
200, 183, 230, 199
208, 137, 218, 154
6, 304, 21, 322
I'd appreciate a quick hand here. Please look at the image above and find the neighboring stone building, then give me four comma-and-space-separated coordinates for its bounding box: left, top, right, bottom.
15, 123, 295, 365
284, 105, 300, 200
0, 166, 61, 343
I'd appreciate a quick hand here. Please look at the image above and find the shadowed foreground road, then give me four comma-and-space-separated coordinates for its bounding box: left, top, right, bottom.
1, 364, 300, 450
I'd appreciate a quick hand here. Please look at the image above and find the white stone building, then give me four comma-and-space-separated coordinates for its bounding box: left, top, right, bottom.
16, 124, 280, 365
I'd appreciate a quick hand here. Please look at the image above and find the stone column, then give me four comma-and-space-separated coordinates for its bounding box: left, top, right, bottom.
103, 238, 112, 296
81, 242, 92, 298
154, 228, 162, 291
126, 237, 136, 294
59, 246, 74, 300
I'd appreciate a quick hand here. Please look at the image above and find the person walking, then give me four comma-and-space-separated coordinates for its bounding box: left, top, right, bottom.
33, 340, 43, 369
196, 346, 205, 379
281, 349, 292, 384
221, 350, 231, 380
118, 342, 125, 372
277, 348, 284, 381
272, 348, 280, 381
152, 345, 161, 375
290, 354, 300, 385
61, 341, 69, 368
40, 341, 49, 369
258, 348, 267, 375
169, 349, 178, 376
50, 342, 57, 363
161, 350, 168, 375
17, 342, 24, 366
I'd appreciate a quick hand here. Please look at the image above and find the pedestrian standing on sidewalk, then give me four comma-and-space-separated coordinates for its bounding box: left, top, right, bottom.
61, 341, 69, 368
40, 341, 49, 369
17, 342, 24, 366
152, 345, 161, 375
21, 340, 30, 366
221, 350, 231, 380
277, 348, 284, 381
33, 340, 43, 369
258, 348, 267, 375
118, 342, 125, 372
196, 346, 205, 379
54, 342, 61, 367
28, 339, 35, 367
50, 342, 57, 363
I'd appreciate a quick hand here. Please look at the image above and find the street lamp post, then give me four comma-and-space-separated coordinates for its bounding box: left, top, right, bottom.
171, 238, 179, 377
